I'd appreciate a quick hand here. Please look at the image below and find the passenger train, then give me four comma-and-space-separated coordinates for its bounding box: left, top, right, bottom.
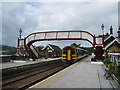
62, 46, 87, 65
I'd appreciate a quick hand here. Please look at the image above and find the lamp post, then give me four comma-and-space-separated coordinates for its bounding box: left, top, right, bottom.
19, 28, 22, 39
101, 24, 105, 50
101, 24, 104, 36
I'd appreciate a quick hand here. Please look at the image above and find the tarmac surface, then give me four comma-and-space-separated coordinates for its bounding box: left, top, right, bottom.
30, 56, 117, 89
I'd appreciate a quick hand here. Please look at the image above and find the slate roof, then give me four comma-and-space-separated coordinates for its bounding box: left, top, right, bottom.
104, 35, 120, 50
104, 35, 115, 47
48, 44, 61, 52
42, 44, 61, 52
104, 33, 110, 40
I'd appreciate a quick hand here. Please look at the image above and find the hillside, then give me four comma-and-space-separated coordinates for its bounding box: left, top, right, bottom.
0, 45, 17, 55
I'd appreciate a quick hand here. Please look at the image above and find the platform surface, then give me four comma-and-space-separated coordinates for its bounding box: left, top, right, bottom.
0, 57, 61, 69
30, 56, 115, 89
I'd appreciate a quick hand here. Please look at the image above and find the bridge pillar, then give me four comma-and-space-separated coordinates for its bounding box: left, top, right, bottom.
17, 38, 39, 59
93, 36, 104, 61
16, 38, 28, 56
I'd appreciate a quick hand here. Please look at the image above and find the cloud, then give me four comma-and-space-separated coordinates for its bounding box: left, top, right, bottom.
27, 2, 118, 34
1, 0, 119, 2
0, 3, 2, 45
2, 2, 118, 47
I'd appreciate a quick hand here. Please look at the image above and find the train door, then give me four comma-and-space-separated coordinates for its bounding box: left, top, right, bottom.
66, 48, 72, 65
67, 48, 76, 63
67, 49, 71, 60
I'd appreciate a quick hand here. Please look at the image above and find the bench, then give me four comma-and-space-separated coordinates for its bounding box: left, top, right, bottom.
104, 64, 115, 80
104, 68, 113, 79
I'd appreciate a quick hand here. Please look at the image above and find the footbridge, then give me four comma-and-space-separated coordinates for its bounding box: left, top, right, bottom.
17, 30, 104, 60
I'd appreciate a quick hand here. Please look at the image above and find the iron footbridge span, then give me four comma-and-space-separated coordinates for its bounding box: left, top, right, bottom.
17, 30, 104, 59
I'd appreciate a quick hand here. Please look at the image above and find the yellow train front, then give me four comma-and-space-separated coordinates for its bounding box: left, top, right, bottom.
62, 46, 84, 65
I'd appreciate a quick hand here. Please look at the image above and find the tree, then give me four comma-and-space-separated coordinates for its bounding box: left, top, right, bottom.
70, 43, 93, 54
2, 49, 17, 55
71, 43, 81, 48
36, 45, 44, 51
1, 45, 17, 55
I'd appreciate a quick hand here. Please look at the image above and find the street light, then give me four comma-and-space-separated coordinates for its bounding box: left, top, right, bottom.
19, 28, 22, 39
101, 24, 104, 36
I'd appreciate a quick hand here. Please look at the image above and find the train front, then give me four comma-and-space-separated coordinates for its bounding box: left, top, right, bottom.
62, 46, 77, 65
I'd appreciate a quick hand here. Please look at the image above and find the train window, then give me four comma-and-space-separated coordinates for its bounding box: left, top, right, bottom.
71, 50, 75, 54
63, 50, 66, 53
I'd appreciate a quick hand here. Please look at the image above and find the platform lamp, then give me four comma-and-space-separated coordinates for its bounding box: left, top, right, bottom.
101, 24, 105, 51
101, 24, 104, 36
19, 28, 22, 39
17, 28, 22, 56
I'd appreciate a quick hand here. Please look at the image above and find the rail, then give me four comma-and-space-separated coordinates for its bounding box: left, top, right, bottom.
2, 55, 88, 89
2, 60, 64, 89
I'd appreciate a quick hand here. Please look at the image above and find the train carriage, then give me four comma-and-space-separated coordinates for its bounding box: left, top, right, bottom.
62, 46, 85, 65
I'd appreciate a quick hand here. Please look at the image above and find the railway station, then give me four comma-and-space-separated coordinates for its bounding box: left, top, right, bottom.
1, 1, 120, 89
1, 28, 120, 89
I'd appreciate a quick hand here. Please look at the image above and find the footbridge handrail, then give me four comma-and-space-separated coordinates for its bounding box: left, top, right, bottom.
25, 30, 95, 46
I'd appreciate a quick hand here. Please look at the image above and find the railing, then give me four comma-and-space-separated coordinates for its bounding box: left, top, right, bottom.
25, 31, 95, 46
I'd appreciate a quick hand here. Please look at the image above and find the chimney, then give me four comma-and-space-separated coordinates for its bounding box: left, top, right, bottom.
118, 27, 120, 38
118, 27, 120, 42
110, 26, 113, 35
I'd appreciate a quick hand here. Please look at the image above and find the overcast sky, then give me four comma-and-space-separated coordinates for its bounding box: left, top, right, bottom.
1, 0, 119, 48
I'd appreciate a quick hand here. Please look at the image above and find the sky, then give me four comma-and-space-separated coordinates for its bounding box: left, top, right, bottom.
1, 0, 119, 48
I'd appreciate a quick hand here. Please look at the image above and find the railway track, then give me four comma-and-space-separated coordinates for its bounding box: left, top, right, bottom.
2, 60, 65, 90
2, 55, 88, 90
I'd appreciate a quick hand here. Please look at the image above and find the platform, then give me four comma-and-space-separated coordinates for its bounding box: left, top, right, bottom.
29, 56, 117, 89
0, 57, 61, 70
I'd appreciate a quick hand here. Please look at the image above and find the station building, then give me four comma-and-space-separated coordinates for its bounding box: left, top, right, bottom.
42, 44, 62, 58
104, 27, 120, 65
104, 27, 120, 53
104, 35, 120, 53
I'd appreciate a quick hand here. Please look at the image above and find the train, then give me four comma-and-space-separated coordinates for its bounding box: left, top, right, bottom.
62, 46, 87, 65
